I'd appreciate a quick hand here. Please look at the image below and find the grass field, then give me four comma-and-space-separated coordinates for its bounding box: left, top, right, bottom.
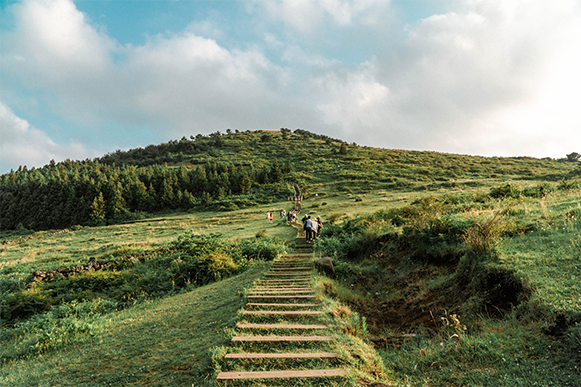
0, 264, 266, 386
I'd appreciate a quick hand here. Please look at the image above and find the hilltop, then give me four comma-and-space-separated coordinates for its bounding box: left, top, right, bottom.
1, 129, 578, 234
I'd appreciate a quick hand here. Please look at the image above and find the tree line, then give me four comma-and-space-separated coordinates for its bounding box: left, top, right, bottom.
0, 159, 292, 231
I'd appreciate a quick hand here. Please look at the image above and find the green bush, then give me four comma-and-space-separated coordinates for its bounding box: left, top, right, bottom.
238, 237, 286, 261
490, 183, 521, 199
1, 299, 118, 361
1, 233, 285, 327
566, 323, 581, 360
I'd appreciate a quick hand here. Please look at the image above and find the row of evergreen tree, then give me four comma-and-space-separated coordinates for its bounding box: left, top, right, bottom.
0, 159, 292, 231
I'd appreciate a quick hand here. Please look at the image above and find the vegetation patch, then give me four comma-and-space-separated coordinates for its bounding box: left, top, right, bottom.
0, 233, 286, 362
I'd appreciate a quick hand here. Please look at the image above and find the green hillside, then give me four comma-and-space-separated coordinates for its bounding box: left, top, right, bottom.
1, 129, 580, 386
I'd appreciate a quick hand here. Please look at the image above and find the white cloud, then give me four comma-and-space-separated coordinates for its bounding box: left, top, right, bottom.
2, 0, 307, 139
252, 0, 391, 32
9, 0, 115, 77
0, 102, 92, 171
316, 0, 581, 157
313, 61, 390, 134
2, 0, 580, 169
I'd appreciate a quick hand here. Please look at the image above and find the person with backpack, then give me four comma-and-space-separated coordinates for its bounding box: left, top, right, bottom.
302, 214, 309, 235
305, 216, 313, 243
310, 217, 319, 241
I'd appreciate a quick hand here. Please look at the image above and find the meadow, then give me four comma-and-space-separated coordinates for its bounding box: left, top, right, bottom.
1, 129, 580, 386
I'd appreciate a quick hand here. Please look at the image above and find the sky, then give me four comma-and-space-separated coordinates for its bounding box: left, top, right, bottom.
1, 0, 580, 173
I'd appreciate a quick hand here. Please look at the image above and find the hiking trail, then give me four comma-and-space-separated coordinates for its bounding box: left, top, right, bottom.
216, 226, 347, 383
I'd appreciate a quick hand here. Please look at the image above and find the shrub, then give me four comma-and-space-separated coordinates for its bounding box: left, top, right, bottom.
489, 183, 521, 199
462, 214, 504, 256
566, 323, 581, 361
239, 237, 286, 261
328, 213, 344, 225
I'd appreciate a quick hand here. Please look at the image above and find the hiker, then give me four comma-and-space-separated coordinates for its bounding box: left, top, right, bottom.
302, 214, 309, 235
316, 216, 323, 238
304, 216, 313, 243
269, 212, 273, 223
266, 212, 270, 223
310, 217, 319, 241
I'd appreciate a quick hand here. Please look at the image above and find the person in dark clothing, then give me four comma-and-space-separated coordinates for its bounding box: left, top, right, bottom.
305, 216, 313, 243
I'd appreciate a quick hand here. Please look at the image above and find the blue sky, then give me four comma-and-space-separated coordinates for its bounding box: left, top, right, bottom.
1, 0, 580, 173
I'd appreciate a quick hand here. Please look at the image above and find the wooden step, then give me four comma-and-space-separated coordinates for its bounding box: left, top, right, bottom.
252, 284, 313, 290
252, 290, 313, 293
224, 352, 338, 359
247, 295, 316, 299
254, 285, 312, 288
243, 310, 323, 316
237, 323, 328, 329
266, 272, 312, 276
246, 303, 316, 307
264, 278, 312, 281
249, 290, 315, 294
216, 368, 346, 380
232, 335, 333, 342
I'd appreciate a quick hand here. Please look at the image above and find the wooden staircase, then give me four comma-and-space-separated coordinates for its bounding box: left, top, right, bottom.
216, 235, 347, 382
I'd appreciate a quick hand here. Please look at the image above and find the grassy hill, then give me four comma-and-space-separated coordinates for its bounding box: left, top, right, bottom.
1, 129, 580, 386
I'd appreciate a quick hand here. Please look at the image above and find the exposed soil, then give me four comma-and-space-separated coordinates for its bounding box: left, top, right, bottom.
326, 249, 531, 347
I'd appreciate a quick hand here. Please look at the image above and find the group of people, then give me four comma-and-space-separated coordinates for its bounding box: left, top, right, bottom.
265, 207, 324, 244
287, 209, 298, 224
302, 215, 323, 243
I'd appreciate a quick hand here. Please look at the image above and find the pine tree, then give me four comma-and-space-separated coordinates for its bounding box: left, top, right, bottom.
90, 192, 106, 225
109, 182, 127, 218
270, 161, 283, 182
239, 172, 252, 193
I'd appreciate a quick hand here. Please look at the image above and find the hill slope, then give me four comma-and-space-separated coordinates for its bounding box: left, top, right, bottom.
1, 129, 578, 234
1, 129, 580, 386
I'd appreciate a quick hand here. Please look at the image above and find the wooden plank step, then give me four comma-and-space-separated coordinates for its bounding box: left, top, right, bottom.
252, 288, 313, 291
216, 368, 346, 380
232, 335, 333, 342
224, 352, 338, 359
255, 284, 313, 287
266, 273, 312, 276
249, 290, 315, 294
247, 295, 316, 299
264, 278, 312, 281
243, 310, 323, 316
246, 303, 317, 307
237, 323, 328, 329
